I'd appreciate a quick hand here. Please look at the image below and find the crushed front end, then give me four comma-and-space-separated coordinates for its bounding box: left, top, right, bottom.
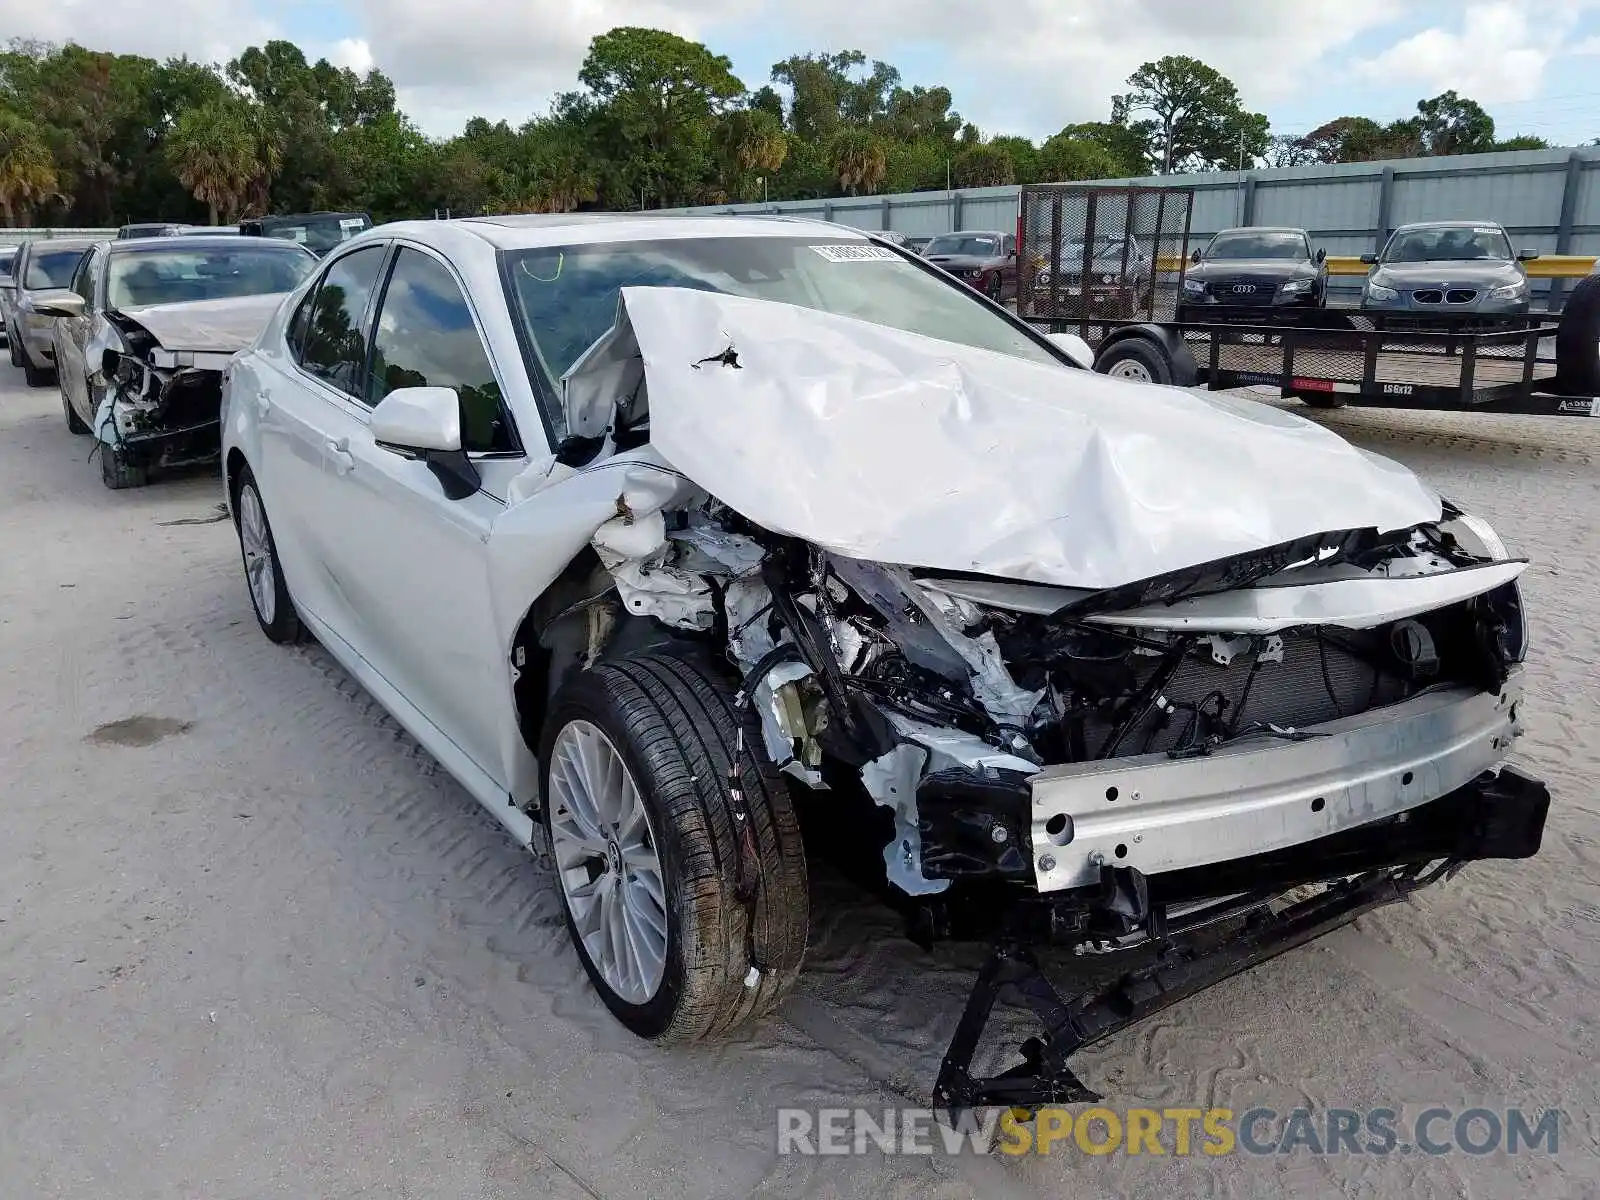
582, 489, 1547, 1112
92, 315, 230, 483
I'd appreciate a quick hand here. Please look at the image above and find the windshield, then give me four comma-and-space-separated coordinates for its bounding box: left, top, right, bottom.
1384, 226, 1511, 264
504, 236, 1061, 408
25, 247, 88, 289
259, 215, 371, 255
1059, 238, 1139, 262
107, 245, 316, 308
924, 234, 1002, 257
1205, 231, 1309, 260
0, 249, 14, 279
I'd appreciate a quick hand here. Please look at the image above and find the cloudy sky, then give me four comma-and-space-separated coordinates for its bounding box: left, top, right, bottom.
14, 0, 1600, 146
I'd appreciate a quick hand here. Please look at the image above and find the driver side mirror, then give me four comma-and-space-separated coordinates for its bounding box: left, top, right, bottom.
31, 290, 85, 319
370, 385, 480, 500
1189, 248, 1202, 264
1359, 253, 1378, 265
1517, 248, 1540, 262
1314, 248, 1326, 264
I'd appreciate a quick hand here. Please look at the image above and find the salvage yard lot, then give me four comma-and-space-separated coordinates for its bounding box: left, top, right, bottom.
1, 369, 1596, 1199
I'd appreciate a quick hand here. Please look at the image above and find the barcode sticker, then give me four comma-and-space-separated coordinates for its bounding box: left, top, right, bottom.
810, 243, 900, 263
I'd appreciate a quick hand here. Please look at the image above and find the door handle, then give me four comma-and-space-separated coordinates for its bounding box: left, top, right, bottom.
327, 437, 355, 475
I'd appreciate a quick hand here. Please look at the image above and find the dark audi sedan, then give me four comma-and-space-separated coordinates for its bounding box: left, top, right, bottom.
1179, 226, 1327, 318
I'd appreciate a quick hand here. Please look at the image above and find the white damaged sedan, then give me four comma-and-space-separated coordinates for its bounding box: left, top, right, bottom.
220, 216, 1548, 1110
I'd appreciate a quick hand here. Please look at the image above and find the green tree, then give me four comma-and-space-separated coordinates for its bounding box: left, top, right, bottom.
952, 143, 1014, 187
1414, 91, 1495, 156
165, 96, 274, 223
0, 109, 59, 225
579, 27, 743, 207
1119, 55, 1269, 172
1494, 133, 1549, 151
770, 51, 898, 141
827, 126, 888, 195
713, 107, 788, 201
1036, 132, 1125, 182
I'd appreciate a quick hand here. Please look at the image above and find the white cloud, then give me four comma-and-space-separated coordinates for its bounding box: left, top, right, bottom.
328, 37, 375, 74
349, 0, 1410, 136
1355, 1, 1585, 101
0, 0, 274, 65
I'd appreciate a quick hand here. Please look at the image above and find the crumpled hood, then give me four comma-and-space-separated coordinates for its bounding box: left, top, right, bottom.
588, 286, 1442, 591
113, 292, 289, 353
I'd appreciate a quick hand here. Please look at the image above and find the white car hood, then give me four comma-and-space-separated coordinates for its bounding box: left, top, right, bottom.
114, 292, 288, 353
566, 286, 1441, 592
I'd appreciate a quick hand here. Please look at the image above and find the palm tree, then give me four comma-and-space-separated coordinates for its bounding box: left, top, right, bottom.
827, 127, 887, 197
715, 108, 788, 200
0, 110, 61, 227
165, 98, 274, 224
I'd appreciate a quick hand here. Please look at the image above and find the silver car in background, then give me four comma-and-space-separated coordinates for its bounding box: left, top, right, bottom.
1361, 220, 1538, 316
5, 238, 95, 386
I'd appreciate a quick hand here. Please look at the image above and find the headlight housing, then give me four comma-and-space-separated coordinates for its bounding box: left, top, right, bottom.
1280, 278, 1312, 294
1182, 278, 1206, 294
1488, 280, 1527, 300
1367, 282, 1399, 301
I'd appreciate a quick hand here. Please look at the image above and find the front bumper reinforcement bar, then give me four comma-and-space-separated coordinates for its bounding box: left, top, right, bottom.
933, 765, 1549, 1117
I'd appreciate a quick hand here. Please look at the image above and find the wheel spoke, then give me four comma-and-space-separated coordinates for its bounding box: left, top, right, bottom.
545, 719, 668, 1004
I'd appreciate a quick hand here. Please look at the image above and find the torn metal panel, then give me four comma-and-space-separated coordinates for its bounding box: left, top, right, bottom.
751, 661, 825, 786
860, 742, 949, 896
610, 285, 1442, 591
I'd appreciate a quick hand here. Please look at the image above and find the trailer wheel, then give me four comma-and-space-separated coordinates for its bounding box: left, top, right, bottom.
1299, 394, 1347, 410
1096, 337, 1174, 385
1555, 275, 1600, 397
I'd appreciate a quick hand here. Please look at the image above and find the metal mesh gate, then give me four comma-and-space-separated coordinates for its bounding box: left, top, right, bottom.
1017, 184, 1193, 339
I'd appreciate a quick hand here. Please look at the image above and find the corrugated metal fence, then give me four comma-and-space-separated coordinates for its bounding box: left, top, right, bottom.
669, 147, 1600, 307
0, 228, 116, 246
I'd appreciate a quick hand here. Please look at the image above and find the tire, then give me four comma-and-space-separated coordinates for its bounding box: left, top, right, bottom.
99, 443, 149, 490
540, 651, 808, 1044
7, 331, 19, 368
987, 273, 1004, 302
1555, 275, 1600, 397
1096, 337, 1174, 386
21, 346, 52, 388
62, 376, 90, 435
233, 466, 304, 644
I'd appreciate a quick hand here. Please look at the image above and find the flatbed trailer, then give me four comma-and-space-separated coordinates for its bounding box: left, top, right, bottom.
1016, 183, 1600, 418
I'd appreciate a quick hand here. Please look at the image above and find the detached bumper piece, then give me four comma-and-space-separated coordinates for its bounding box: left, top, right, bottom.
932, 766, 1548, 1117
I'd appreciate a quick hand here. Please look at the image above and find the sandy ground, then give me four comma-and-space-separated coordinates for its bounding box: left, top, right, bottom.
1, 365, 1597, 1200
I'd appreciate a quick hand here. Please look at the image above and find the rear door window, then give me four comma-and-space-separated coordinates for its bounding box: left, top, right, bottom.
297, 245, 386, 398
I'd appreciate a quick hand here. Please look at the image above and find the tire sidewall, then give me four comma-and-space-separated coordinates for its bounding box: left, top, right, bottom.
539, 678, 691, 1040
235, 471, 299, 642
1097, 339, 1172, 385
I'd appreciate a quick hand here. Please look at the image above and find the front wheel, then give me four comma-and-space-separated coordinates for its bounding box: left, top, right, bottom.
540, 652, 808, 1043
21, 348, 51, 388
234, 467, 304, 643
99, 444, 149, 490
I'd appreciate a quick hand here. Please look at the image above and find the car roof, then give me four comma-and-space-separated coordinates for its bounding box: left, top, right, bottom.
1212, 226, 1308, 236
371, 213, 874, 252
109, 235, 299, 252
27, 237, 96, 251
934, 230, 1007, 237
1392, 220, 1506, 232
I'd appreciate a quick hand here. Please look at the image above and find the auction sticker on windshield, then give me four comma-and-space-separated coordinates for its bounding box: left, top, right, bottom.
810, 244, 900, 263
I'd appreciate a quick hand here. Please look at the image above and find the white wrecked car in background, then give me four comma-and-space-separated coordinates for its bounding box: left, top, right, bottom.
38, 235, 318, 488
219, 216, 1549, 1113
